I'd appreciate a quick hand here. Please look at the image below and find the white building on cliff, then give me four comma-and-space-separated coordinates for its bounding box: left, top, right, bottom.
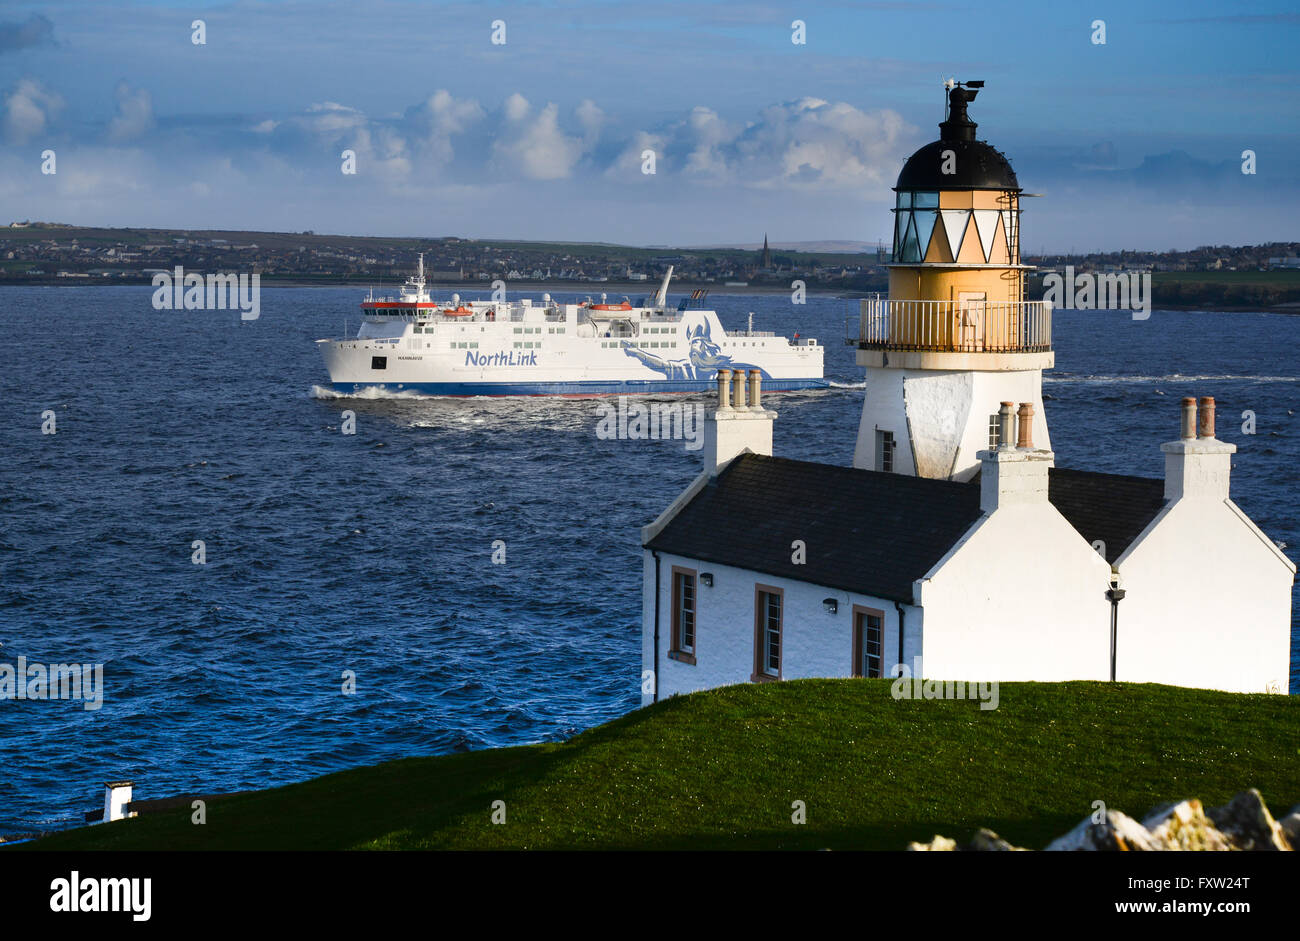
639, 83, 1294, 703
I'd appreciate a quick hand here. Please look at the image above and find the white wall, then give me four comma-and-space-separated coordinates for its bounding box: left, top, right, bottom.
852, 367, 917, 474
1115, 498, 1295, 693
853, 366, 1050, 481
641, 551, 916, 703
959, 370, 1050, 480
641, 551, 658, 706
914, 502, 1113, 681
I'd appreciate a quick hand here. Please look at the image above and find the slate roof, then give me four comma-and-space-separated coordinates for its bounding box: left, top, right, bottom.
1046, 467, 1167, 564
645, 454, 1167, 603
646, 454, 982, 603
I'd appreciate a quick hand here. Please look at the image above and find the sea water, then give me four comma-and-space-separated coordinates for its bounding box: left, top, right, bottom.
0, 286, 1296, 833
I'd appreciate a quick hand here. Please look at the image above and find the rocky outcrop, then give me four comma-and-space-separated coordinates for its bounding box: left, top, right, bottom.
1044, 809, 1162, 851
908, 789, 1296, 851
1278, 805, 1300, 848
1204, 789, 1291, 851
908, 829, 1027, 851
908, 834, 959, 851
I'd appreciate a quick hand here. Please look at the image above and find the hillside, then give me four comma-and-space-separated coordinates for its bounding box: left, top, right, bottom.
19, 680, 1300, 851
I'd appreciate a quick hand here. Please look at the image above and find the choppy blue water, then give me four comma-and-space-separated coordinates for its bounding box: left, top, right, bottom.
0, 286, 1296, 834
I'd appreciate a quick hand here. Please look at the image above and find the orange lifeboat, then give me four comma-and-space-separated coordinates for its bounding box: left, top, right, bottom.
590, 302, 633, 311
440, 306, 474, 317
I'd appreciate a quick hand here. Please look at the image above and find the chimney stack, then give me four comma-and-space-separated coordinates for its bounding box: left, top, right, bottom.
980, 401, 1053, 513
1162, 395, 1234, 501
703, 369, 776, 475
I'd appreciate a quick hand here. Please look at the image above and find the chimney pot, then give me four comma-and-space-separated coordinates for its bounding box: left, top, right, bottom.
1016, 402, 1034, 449
731, 369, 747, 409
1197, 396, 1216, 439
748, 369, 762, 411
716, 369, 733, 411
1180, 397, 1196, 439
997, 402, 1015, 451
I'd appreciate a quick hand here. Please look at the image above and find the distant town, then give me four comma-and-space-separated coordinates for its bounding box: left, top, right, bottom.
3, 222, 1298, 309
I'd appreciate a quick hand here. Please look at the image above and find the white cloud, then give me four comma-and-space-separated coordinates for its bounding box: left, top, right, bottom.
301, 101, 368, 138
661, 97, 913, 189
750, 97, 910, 187
291, 101, 412, 181
575, 98, 604, 145
406, 89, 483, 165
607, 129, 666, 181
681, 106, 736, 179
492, 94, 585, 180
107, 82, 154, 143
503, 92, 530, 123
3, 77, 62, 144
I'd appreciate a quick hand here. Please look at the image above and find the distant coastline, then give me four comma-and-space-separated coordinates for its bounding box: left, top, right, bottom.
3, 279, 1298, 313
4, 224, 1298, 311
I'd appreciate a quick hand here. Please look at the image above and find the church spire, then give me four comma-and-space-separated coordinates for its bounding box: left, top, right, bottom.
761, 233, 771, 269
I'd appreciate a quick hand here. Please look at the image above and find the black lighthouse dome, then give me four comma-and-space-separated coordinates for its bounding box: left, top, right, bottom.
896, 83, 1020, 192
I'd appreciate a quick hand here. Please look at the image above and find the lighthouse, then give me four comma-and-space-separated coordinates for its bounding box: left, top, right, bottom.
852, 81, 1052, 481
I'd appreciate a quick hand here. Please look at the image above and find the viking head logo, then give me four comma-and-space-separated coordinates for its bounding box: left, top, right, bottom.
682, 313, 729, 370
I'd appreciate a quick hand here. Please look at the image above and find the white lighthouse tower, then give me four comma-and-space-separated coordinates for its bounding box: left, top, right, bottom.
852, 81, 1053, 481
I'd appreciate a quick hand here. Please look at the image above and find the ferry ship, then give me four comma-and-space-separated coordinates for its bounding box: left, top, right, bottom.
317, 256, 826, 395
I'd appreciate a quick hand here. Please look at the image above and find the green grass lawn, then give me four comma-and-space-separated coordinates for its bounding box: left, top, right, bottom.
20, 680, 1300, 851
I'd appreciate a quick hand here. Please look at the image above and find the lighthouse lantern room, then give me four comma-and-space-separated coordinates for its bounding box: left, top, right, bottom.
853, 81, 1053, 481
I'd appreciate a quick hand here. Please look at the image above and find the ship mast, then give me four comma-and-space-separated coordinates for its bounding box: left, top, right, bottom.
653, 265, 674, 308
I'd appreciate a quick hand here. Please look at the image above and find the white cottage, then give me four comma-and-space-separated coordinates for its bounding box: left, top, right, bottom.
639, 84, 1294, 703
640, 384, 1293, 702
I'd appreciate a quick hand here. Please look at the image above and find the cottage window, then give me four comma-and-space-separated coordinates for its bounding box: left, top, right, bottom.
875, 430, 896, 473
754, 586, 783, 679
671, 567, 696, 663
853, 607, 885, 679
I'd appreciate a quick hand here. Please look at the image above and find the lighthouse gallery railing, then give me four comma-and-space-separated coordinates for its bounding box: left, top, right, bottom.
857, 296, 1052, 353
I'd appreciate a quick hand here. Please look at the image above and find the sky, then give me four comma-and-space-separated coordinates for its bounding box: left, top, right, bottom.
0, 0, 1296, 252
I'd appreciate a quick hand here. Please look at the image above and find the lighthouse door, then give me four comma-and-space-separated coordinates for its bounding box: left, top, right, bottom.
956, 292, 986, 351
